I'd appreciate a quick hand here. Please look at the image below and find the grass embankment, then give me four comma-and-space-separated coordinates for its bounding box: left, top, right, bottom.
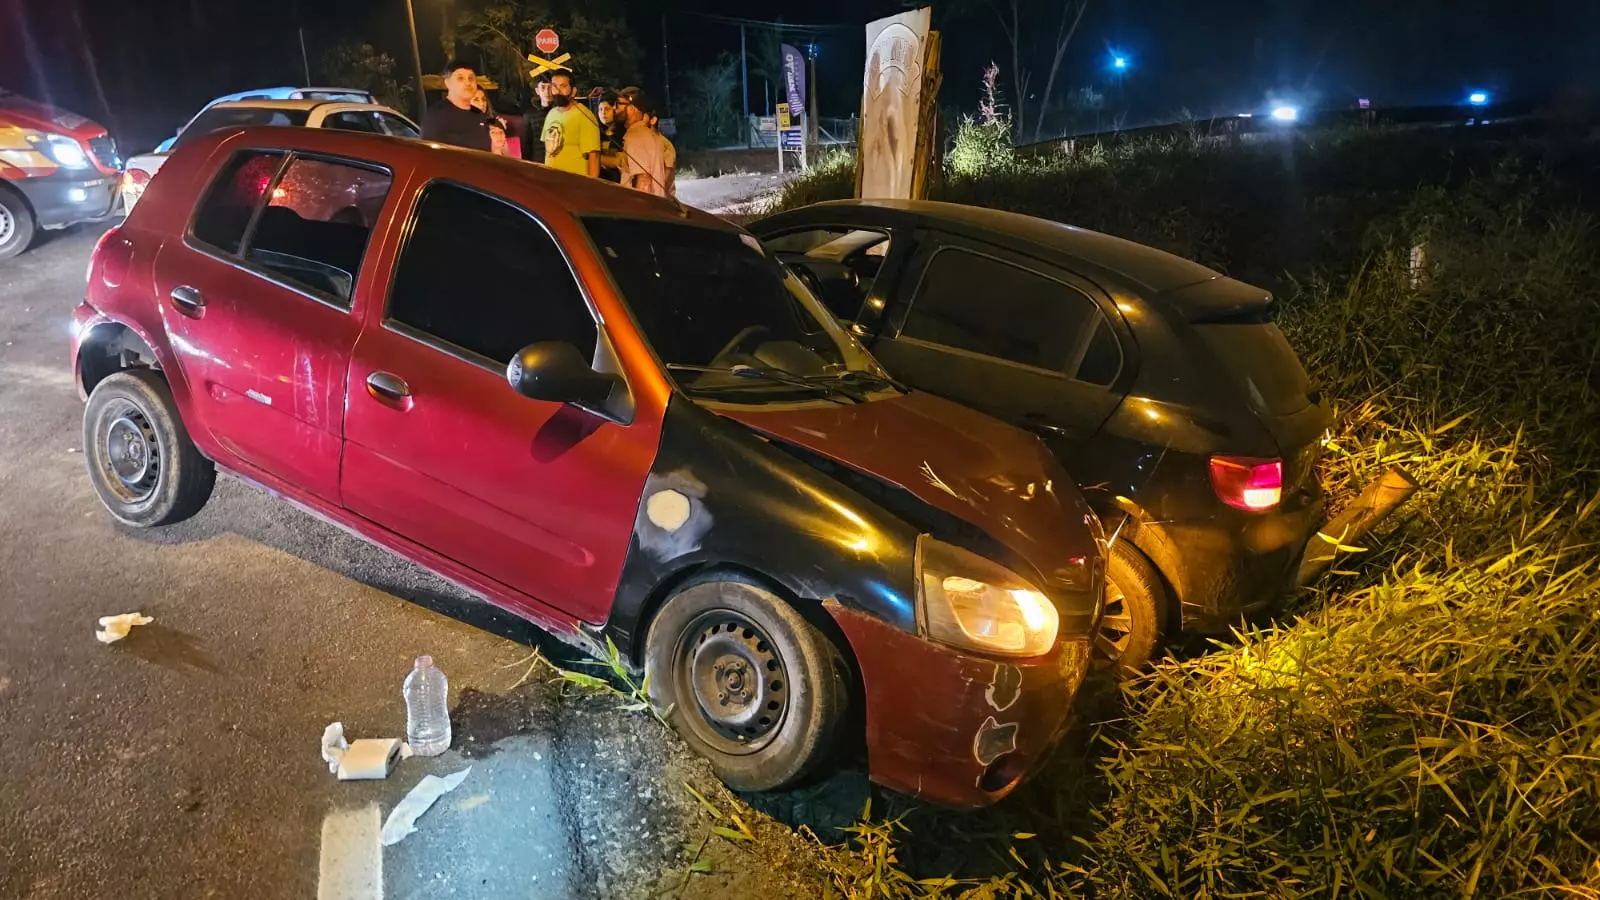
774, 126, 1600, 897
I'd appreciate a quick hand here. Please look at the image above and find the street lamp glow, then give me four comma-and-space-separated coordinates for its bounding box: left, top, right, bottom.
1270, 105, 1299, 121
1467, 91, 1489, 106
1112, 56, 1127, 70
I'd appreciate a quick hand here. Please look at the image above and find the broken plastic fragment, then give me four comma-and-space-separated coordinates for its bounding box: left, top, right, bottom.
96, 613, 153, 644
380, 767, 472, 846
322, 722, 350, 774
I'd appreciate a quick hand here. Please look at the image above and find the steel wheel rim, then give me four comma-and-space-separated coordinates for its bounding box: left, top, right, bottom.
0, 203, 14, 245
1094, 578, 1135, 666
100, 403, 161, 503
675, 610, 791, 755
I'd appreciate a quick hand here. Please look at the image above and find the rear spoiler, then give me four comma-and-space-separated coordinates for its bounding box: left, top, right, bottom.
1160, 275, 1277, 324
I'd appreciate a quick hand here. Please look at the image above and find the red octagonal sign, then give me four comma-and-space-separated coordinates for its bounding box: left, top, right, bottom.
535, 28, 560, 55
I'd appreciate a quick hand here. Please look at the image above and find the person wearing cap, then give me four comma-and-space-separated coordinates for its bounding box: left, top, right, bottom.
614, 86, 670, 197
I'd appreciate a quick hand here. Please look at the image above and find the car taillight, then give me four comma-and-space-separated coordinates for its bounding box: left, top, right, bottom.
124, 169, 151, 187
1209, 456, 1282, 511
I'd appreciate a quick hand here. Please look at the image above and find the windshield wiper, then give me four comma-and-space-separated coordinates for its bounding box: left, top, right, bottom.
665, 363, 867, 404
817, 369, 908, 394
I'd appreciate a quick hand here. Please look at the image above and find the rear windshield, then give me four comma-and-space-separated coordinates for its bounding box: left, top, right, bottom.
1195, 322, 1313, 417
174, 108, 311, 149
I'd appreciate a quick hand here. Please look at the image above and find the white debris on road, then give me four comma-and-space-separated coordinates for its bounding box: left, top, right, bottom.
380, 767, 472, 846
95, 612, 153, 644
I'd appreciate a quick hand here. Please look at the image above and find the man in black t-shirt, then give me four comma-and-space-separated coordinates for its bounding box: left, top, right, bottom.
422, 61, 498, 152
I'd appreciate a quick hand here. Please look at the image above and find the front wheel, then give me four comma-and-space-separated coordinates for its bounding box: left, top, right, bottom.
645, 577, 850, 791
83, 369, 215, 527
0, 186, 37, 260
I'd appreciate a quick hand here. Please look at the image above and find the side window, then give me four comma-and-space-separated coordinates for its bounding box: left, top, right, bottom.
242, 156, 393, 307
387, 183, 596, 365
901, 247, 1117, 382
191, 150, 285, 254
323, 111, 382, 134
379, 113, 421, 139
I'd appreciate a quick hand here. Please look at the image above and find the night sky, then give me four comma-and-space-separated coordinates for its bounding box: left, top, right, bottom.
2, 0, 1592, 151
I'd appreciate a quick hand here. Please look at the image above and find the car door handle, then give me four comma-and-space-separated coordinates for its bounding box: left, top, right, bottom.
1023, 413, 1072, 438
365, 371, 413, 410
170, 285, 205, 317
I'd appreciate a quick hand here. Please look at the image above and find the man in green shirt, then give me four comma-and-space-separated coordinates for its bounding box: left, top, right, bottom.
541, 70, 600, 176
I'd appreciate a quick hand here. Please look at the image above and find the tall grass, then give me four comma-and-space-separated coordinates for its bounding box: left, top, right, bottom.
779, 130, 1600, 897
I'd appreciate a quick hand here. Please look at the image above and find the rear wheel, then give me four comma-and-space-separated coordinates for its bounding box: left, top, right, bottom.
1095, 542, 1169, 676
83, 369, 215, 527
0, 186, 37, 260
645, 576, 850, 791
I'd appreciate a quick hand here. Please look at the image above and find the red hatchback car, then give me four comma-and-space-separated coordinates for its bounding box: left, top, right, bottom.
71, 127, 1104, 807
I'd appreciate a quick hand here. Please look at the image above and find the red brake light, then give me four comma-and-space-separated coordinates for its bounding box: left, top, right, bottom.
1209, 456, 1282, 511
124, 169, 151, 187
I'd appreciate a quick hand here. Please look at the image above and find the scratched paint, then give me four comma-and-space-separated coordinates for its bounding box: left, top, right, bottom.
985, 663, 1022, 712
973, 716, 1020, 766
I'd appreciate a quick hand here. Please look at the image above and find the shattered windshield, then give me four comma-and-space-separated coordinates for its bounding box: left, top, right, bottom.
583, 217, 885, 399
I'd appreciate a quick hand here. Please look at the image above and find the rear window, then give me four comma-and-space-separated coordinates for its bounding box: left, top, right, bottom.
174, 108, 311, 148
1195, 322, 1312, 416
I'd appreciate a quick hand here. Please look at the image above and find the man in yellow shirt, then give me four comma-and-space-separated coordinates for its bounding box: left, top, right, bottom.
540, 70, 600, 176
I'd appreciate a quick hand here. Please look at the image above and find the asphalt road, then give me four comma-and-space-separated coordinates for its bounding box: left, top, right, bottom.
0, 225, 835, 899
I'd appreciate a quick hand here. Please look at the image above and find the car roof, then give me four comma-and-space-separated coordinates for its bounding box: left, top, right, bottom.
208, 99, 371, 112
788, 199, 1227, 296
194, 126, 731, 226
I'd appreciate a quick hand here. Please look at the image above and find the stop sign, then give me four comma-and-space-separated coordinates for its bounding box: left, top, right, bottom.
535, 28, 560, 55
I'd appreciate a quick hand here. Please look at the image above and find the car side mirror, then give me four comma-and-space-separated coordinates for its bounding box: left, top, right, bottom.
507, 342, 620, 411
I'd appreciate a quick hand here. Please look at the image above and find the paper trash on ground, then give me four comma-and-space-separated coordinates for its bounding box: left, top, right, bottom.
380, 767, 472, 846
322, 723, 350, 774
96, 613, 153, 644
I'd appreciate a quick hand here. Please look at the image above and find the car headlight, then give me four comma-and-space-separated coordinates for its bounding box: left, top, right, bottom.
43, 134, 90, 169
916, 535, 1059, 657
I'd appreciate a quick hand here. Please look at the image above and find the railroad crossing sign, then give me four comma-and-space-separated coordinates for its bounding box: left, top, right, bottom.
526, 51, 572, 79
535, 28, 560, 54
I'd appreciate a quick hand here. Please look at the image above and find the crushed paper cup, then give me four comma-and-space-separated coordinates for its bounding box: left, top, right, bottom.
96, 613, 153, 644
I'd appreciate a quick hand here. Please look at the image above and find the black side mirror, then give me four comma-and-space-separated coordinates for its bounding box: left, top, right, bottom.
507, 342, 620, 411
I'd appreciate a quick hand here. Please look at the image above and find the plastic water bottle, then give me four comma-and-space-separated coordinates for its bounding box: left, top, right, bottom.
403, 655, 451, 757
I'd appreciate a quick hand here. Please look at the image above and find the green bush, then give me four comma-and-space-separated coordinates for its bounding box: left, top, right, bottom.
947, 116, 1016, 177
785, 131, 1600, 898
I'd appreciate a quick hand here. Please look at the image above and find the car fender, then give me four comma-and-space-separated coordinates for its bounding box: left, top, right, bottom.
605, 396, 921, 663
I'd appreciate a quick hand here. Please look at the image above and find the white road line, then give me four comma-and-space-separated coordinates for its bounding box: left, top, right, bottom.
319, 805, 383, 900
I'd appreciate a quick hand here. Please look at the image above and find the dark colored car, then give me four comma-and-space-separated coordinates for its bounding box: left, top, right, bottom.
750, 200, 1332, 673
0, 90, 122, 260
71, 128, 1106, 808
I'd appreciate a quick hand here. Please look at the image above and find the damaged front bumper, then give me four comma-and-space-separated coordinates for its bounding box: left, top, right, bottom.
824, 599, 1091, 809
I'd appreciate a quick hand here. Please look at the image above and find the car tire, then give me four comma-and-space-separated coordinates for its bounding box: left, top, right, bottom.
0, 186, 37, 261
1096, 542, 1170, 676
645, 576, 850, 792
83, 369, 215, 527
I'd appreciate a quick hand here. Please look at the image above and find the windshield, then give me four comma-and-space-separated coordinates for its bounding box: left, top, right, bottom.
174, 107, 311, 149
584, 217, 882, 398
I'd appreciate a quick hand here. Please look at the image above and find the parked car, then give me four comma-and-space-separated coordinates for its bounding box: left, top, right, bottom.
151, 86, 379, 154
121, 100, 418, 213
0, 89, 121, 259
71, 128, 1106, 808
749, 200, 1333, 674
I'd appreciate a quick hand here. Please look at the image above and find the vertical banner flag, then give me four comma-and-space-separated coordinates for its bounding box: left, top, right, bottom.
781, 44, 807, 118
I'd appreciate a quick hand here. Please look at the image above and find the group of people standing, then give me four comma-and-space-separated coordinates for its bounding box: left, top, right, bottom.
421, 61, 675, 199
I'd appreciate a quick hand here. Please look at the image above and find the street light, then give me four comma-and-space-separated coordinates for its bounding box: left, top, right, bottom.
1467, 91, 1490, 106
1270, 105, 1299, 122
1112, 55, 1127, 70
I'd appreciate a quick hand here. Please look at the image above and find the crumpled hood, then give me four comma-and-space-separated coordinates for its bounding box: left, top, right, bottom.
714, 392, 1104, 611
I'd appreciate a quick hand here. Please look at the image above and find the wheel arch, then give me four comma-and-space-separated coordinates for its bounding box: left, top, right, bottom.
76, 320, 161, 397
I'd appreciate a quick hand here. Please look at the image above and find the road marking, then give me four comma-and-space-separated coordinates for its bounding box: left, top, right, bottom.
319, 805, 382, 900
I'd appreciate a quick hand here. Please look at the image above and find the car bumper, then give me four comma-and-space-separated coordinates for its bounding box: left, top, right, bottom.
824, 600, 1091, 809
15, 170, 121, 229
1165, 492, 1326, 633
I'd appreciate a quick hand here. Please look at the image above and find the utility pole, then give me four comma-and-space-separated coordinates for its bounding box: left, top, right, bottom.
806, 42, 819, 153
661, 13, 672, 115
298, 28, 312, 85
740, 25, 750, 146
405, 0, 427, 123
